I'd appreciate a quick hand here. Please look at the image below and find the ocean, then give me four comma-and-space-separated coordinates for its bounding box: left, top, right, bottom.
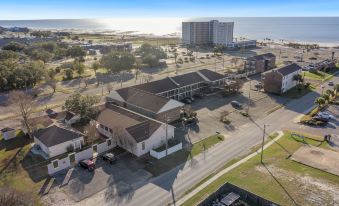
0, 17, 339, 45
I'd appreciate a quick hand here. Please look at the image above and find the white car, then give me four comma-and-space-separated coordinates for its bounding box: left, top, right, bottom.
318, 112, 334, 120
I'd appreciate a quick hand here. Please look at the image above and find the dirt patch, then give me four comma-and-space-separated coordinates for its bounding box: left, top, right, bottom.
255, 165, 339, 205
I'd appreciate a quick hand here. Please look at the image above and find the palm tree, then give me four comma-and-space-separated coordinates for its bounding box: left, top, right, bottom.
314, 97, 325, 108
325, 89, 334, 100
334, 84, 339, 97
322, 94, 330, 103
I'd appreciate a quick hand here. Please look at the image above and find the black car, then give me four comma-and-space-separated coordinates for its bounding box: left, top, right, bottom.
102, 153, 117, 164
181, 98, 192, 104
79, 159, 95, 171
313, 116, 329, 122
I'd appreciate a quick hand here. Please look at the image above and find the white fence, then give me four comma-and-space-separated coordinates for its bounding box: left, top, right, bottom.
150, 142, 182, 159
47, 138, 115, 175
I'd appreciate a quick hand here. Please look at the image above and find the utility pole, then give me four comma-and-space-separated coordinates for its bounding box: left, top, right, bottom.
247, 80, 252, 114
215, 58, 217, 72
260, 124, 266, 163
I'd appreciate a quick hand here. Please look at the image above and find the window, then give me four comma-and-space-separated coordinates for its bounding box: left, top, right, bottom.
100, 124, 104, 129
107, 139, 112, 146
142, 142, 145, 150
52, 160, 59, 168
105, 126, 108, 131
109, 128, 113, 133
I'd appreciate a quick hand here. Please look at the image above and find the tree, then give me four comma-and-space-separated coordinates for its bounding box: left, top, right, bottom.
91, 61, 100, 76
174, 52, 178, 65
84, 120, 98, 145
322, 94, 330, 103
100, 51, 135, 73
63, 93, 100, 123
3, 41, 26, 52
325, 89, 334, 100
293, 74, 303, 86
0, 50, 19, 61
136, 43, 167, 67
334, 84, 339, 97
46, 78, 57, 93
0, 186, 37, 206
314, 97, 325, 108
72, 60, 85, 77
142, 54, 159, 67
67, 46, 86, 58
9, 91, 36, 138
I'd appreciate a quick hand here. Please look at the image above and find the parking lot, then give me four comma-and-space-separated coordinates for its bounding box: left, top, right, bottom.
180, 76, 290, 143
45, 153, 151, 205
289, 104, 339, 137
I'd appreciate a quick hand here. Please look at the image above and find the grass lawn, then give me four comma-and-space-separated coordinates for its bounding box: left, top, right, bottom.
303, 67, 339, 81
0, 133, 47, 205
182, 132, 339, 206
144, 134, 224, 176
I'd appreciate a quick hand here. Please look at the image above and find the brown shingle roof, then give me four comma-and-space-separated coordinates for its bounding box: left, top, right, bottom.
198, 69, 225, 81
115, 87, 170, 113
34, 125, 83, 147
247, 53, 275, 61
132, 78, 178, 94
276, 63, 302, 76
97, 104, 162, 143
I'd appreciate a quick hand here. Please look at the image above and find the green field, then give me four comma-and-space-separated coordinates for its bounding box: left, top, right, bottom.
182, 132, 339, 206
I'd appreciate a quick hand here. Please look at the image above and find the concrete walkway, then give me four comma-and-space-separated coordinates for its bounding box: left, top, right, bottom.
175, 131, 284, 206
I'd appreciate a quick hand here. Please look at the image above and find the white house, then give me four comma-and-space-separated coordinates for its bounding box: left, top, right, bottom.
96, 104, 175, 157
33, 125, 84, 158
64, 111, 80, 125
1, 127, 16, 141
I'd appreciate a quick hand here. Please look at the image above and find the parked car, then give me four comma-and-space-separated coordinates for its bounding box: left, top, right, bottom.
313, 115, 329, 122
187, 96, 195, 102
102, 152, 117, 164
231, 101, 243, 109
79, 159, 95, 171
318, 112, 334, 119
303, 119, 327, 127
193, 93, 203, 99
328, 81, 334, 86
181, 98, 192, 104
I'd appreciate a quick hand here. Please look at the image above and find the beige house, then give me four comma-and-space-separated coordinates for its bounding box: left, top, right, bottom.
96, 104, 175, 157
244, 53, 276, 74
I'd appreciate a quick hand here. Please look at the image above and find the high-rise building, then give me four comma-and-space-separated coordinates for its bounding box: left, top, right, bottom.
182, 20, 234, 46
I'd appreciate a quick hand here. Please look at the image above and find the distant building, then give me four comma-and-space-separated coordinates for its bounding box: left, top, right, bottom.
227, 40, 257, 49
182, 20, 234, 46
244, 53, 276, 75
262, 63, 302, 94
96, 104, 175, 157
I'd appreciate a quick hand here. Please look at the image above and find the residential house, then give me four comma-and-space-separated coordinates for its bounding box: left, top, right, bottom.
244, 53, 276, 75
96, 104, 175, 157
63, 111, 80, 125
106, 87, 184, 122
33, 125, 84, 158
262, 63, 302, 94
1, 127, 16, 140
131, 69, 228, 101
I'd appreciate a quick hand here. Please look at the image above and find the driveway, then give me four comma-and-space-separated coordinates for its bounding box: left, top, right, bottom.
50, 153, 152, 204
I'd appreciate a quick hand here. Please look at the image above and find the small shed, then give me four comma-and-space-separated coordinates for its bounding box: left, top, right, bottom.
1, 127, 16, 141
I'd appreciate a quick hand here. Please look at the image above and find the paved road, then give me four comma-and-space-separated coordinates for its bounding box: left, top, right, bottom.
66, 75, 338, 206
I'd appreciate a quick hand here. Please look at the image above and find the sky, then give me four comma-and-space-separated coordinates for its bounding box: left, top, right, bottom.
0, 0, 339, 19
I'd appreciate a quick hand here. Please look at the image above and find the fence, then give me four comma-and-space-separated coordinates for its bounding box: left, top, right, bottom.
47, 138, 115, 175
150, 142, 182, 159
198, 182, 279, 206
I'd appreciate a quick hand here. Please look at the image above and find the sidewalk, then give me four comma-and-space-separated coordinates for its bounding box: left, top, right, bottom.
175, 131, 284, 206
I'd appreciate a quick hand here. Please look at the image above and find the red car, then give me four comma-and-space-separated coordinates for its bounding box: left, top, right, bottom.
79, 159, 95, 171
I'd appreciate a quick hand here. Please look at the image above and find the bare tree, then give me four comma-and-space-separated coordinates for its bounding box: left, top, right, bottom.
46, 78, 57, 93
106, 83, 113, 93
84, 120, 97, 145
9, 91, 36, 138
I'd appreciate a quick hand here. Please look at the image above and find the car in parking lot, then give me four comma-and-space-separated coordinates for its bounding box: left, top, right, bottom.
79, 159, 95, 171
231, 101, 243, 109
328, 81, 334, 86
102, 152, 117, 164
318, 112, 334, 119
181, 98, 192, 104
313, 115, 330, 122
